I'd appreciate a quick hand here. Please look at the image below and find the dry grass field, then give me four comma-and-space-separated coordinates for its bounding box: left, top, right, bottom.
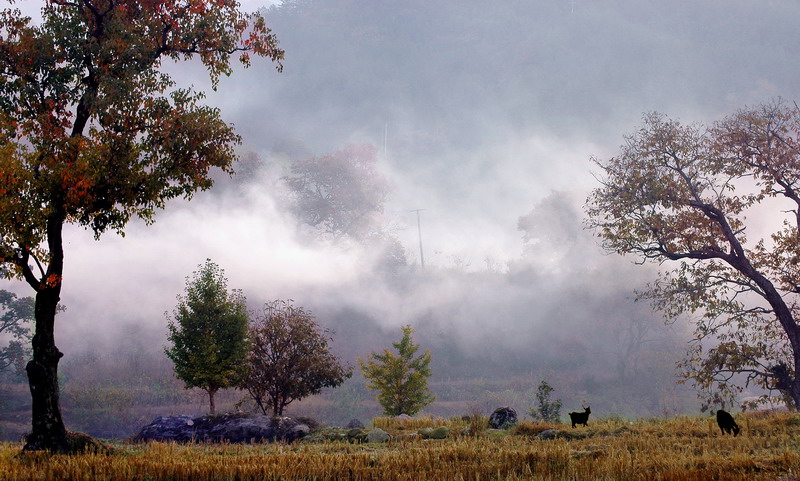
1, 412, 798, 481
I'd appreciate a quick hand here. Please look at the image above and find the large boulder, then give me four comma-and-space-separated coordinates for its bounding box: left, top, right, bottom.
133, 413, 309, 444
134, 415, 196, 443
489, 407, 518, 429
366, 428, 391, 443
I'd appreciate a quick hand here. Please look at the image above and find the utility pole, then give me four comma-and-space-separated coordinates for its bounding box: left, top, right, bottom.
411, 209, 425, 268
383, 123, 388, 157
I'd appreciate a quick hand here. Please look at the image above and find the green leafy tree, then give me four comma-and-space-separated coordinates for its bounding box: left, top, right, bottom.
586, 100, 800, 410
244, 299, 352, 416
358, 325, 434, 416
166, 260, 249, 415
530, 380, 562, 422
0, 290, 34, 376
0, 0, 282, 451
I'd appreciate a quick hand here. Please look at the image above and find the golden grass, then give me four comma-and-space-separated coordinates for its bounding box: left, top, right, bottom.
1, 412, 798, 481
372, 415, 460, 430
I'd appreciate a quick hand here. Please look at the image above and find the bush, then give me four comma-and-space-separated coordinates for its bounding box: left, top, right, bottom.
529, 381, 562, 423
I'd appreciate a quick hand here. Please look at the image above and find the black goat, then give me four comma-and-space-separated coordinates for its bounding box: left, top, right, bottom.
568, 406, 591, 428
716, 409, 740, 437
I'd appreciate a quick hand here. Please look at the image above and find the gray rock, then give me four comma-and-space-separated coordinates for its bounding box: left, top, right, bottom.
345, 419, 365, 429
366, 428, 391, 443
539, 429, 565, 440
134, 415, 196, 443
292, 423, 310, 437
489, 407, 518, 429
133, 414, 309, 444
395, 414, 412, 420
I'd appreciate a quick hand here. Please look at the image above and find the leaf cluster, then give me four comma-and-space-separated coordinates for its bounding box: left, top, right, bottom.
244, 299, 352, 416
165, 259, 250, 394
529, 380, 562, 422
0, 0, 283, 284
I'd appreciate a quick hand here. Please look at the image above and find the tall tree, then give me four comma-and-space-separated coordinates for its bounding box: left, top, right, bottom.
358, 325, 434, 416
244, 299, 351, 416
283, 143, 390, 242
586, 100, 800, 410
166, 259, 250, 415
0, 0, 282, 451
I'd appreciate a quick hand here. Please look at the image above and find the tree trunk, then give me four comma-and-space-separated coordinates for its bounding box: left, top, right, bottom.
208, 388, 218, 415
23, 216, 67, 452
792, 349, 800, 411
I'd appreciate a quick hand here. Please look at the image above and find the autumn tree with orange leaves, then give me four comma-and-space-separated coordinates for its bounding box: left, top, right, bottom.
587, 100, 800, 411
0, 0, 282, 452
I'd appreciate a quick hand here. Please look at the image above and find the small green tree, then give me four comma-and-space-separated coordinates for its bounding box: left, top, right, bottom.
0, 290, 34, 377
166, 259, 249, 414
358, 325, 434, 416
530, 380, 562, 422
244, 299, 352, 416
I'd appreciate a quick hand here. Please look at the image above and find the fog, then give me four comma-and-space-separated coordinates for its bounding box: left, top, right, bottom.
3, 0, 800, 430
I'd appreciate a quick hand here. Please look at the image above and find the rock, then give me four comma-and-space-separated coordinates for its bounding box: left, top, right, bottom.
347, 428, 367, 443
301, 434, 327, 443
134, 415, 196, 443
292, 423, 311, 436
419, 427, 449, 439
346, 419, 365, 429
133, 414, 310, 444
395, 414, 412, 420
539, 429, 565, 441
489, 407, 518, 429
366, 428, 391, 443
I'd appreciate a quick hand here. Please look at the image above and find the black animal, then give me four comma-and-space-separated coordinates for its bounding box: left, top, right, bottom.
568, 406, 591, 428
716, 409, 740, 437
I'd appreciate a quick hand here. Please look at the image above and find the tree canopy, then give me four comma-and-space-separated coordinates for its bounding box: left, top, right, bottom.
283, 143, 390, 242
166, 259, 250, 415
244, 299, 351, 416
0, 0, 282, 451
359, 325, 434, 416
586, 100, 800, 410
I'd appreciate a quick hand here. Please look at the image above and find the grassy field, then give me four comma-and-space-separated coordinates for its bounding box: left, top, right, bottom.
1, 412, 799, 481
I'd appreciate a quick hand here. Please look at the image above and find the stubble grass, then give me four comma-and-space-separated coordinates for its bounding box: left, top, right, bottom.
1, 411, 798, 481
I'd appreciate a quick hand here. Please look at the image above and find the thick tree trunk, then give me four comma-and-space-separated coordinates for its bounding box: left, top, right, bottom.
24, 288, 67, 451
23, 214, 68, 452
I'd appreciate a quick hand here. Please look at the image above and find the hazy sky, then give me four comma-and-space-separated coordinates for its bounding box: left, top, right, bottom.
3, 0, 799, 371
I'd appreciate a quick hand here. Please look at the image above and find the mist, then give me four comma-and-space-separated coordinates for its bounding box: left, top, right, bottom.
3, 0, 799, 436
